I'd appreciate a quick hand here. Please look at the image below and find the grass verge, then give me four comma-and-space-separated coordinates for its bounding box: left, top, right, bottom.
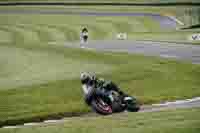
0, 13, 199, 44
0, 41, 200, 126
0, 6, 199, 43
0, 108, 200, 133
0, 0, 200, 3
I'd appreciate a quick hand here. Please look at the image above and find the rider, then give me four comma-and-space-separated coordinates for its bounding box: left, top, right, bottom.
80, 72, 131, 105
80, 27, 88, 43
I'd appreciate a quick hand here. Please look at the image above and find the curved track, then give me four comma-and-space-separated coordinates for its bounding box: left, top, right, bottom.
2, 97, 200, 128
69, 40, 200, 64
0, 9, 177, 28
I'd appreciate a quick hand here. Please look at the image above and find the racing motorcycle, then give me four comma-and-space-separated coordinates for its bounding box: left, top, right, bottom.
82, 85, 140, 115
80, 32, 88, 43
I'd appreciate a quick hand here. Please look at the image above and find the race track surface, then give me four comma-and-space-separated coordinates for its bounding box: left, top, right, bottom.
67, 40, 200, 64
0, 9, 177, 28
2, 8, 199, 64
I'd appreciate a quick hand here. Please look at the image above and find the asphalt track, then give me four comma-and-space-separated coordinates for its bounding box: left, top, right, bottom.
1, 8, 200, 64
0, 9, 177, 28
66, 40, 200, 64
1, 8, 200, 128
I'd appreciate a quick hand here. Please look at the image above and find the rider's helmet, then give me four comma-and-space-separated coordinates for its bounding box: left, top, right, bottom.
82, 27, 88, 33
80, 72, 96, 84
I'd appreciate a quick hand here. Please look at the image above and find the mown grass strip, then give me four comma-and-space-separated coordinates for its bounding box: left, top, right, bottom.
0, 43, 200, 126
0, 108, 200, 133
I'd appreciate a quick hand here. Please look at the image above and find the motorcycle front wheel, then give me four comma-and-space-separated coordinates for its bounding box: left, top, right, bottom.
91, 97, 112, 115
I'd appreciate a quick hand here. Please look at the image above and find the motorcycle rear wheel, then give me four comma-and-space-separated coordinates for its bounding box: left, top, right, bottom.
125, 97, 140, 112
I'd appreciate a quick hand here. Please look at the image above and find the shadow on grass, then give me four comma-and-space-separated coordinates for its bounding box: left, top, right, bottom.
0, 111, 89, 128
181, 24, 200, 30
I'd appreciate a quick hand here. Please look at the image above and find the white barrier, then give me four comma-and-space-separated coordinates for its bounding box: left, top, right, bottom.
188, 34, 200, 41
116, 33, 127, 40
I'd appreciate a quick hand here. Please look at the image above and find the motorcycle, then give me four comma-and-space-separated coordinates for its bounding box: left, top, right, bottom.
80, 32, 88, 43
82, 85, 140, 115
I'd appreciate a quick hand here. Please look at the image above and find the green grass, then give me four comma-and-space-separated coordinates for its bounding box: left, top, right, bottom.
1, 108, 200, 133
1, 0, 200, 3
0, 14, 161, 42
0, 12, 199, 43
0, 7, 200, 125
0, 6, 200, 42
0, 41, 200, 124
0, 45, 112, 89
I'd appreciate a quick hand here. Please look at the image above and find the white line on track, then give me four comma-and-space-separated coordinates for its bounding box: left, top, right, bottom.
167, 16, 184, 26
44, 119, 64, 123
152, 97, 200, 106
2, 126, 19, 129
23, 123, 40, 126
160, 54, 178, 58
81, 45, 95, 51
